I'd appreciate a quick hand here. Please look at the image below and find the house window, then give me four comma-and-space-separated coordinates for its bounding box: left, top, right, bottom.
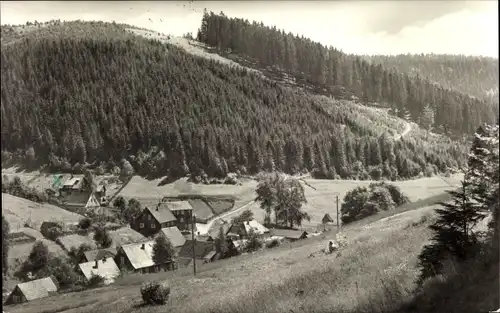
140, 223, 144, 229
147, 214, 151, 220
151, 223, 156, 228
179, 217, 184, 223
14, 295, 20, 303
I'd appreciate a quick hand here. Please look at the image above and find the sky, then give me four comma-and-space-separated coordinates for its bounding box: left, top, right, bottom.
0, 1, 498, 57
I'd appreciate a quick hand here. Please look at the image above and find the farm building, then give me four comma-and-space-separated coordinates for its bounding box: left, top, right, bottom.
130, 204, 177, 238
78, 257, 120, 285
271, 229, 308, 242
177, 240, 218, 266
4, 277, 58, 305
156, 226, 186, 248
61, 192, 101, 210
83, 247, 117, 262
226, 219, 269, 239
114, 241, 175, 273
159, 201, 194, 231
59, 175, 85, 195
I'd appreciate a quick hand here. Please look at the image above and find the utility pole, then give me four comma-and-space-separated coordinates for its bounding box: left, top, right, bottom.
336, 195, 340, 231
191, 212, 196, 276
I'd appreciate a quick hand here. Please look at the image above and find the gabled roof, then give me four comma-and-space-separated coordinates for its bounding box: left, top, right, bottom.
62, 192, 100, 208
14, 277, 58, 301
228, 219, 269, 237
271, 229, 308, 240
161, 201, 194, 211
145, 206, 176, 224
83, 248, 117, 262
322, 213, 334, 224
158, 227, 186, 247
119, 240, 156, 270
78, 258, 120, 285
62, 176, 84, 188
178, 240, 215, 259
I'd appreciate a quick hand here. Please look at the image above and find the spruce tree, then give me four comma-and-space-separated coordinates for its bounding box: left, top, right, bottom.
417, 180, 486, 285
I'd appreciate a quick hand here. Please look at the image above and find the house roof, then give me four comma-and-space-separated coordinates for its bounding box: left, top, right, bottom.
145, 206, 177, 224
271, 229, 308, 239
322, 213, 334, 223
208, 223, 231, 239
78, 257, 120, 285
14, 277, 58, 301
158, 227, 186, 247
62, 192, 100, 208
83, 248, 117, 262
228, 220, 269, 236
178, 240, 215, 259
119, 241, 156, 270
161, 201, 194, 211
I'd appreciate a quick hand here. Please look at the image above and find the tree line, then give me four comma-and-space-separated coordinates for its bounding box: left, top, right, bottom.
1, 21, 466, 180
196, 11, 498, 136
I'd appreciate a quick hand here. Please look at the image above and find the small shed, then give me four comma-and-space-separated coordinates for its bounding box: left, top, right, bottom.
157, 226, 186, 248
4, 277, 58, 305
321, 213, 335, 231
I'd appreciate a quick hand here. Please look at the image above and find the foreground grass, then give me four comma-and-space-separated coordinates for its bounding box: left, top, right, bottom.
6, 204, 437, 313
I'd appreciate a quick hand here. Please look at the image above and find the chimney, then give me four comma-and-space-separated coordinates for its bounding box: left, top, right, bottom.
141, 243, 145, 250
156, 203, 160, 211
102, 257, 107, 263
93, 260, 98, 269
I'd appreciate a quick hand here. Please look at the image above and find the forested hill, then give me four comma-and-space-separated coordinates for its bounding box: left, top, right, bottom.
1, 21, 466, 181
363, 54, 499, 105
196, 11, 498, 136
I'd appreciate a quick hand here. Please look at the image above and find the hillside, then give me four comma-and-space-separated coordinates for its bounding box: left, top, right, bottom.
196, 12, 498, 136
363, 54, 499, 105
0, 21, 468, 181
5, 199, 495, 313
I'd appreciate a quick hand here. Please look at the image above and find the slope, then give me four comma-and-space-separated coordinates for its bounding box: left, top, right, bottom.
0, 21, 467, 182
195, 12, 498, 136
364, 54, 499, 105
2, 200, 460, 313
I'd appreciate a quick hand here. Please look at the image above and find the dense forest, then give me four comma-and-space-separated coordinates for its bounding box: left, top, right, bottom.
364, 54, 499, 105
196, 11, 498, 135
1, 21, 467, 180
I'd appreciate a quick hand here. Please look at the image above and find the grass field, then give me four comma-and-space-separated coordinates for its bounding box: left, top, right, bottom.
4, 199, 442, 313
2, 193, 85, 232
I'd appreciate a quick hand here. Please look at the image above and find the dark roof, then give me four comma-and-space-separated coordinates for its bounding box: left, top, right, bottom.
145, 206, 176, 224
208, 223, 231, 239
178, 240, 215, 259
271, 229, 308, 239
322, 213, 334, 223
83, 248, 117, 262
158, 227, 186, 247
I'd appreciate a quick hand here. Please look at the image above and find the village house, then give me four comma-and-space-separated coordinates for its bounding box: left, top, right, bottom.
161, 201, 194, 231
78, 257, 121, 285
177, 240, 218, 266
130, 204, 177, 238
270, 229, 309, 242
4, 277, 58, 305
59, 175, 106, 209
226, 219, 270, 240
156, 226, 186, 253
114, 241, 175, 273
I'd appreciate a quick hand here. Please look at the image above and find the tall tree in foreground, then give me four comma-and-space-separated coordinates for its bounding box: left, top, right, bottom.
417, 180, 486, 285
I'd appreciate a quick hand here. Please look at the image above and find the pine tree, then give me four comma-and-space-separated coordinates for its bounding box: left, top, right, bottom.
417, 180, 486, 284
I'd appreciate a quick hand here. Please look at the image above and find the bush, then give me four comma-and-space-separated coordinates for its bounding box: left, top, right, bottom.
87, 274, 106, 288
40, 221, 63, 241
78, 218, 92, 230
140, 281, 171, 305
266, 238, 281, 249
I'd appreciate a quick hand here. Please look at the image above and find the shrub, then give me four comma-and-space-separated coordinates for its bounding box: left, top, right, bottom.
78, 218, 92, 230
40, 221, 63, 241
140, 281, 171, 305
245, 230, 263, 252
266, 238, 281, 249
87, 274, 106, 288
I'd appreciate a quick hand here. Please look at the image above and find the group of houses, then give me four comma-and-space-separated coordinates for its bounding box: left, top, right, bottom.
5, 182, 319, 305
